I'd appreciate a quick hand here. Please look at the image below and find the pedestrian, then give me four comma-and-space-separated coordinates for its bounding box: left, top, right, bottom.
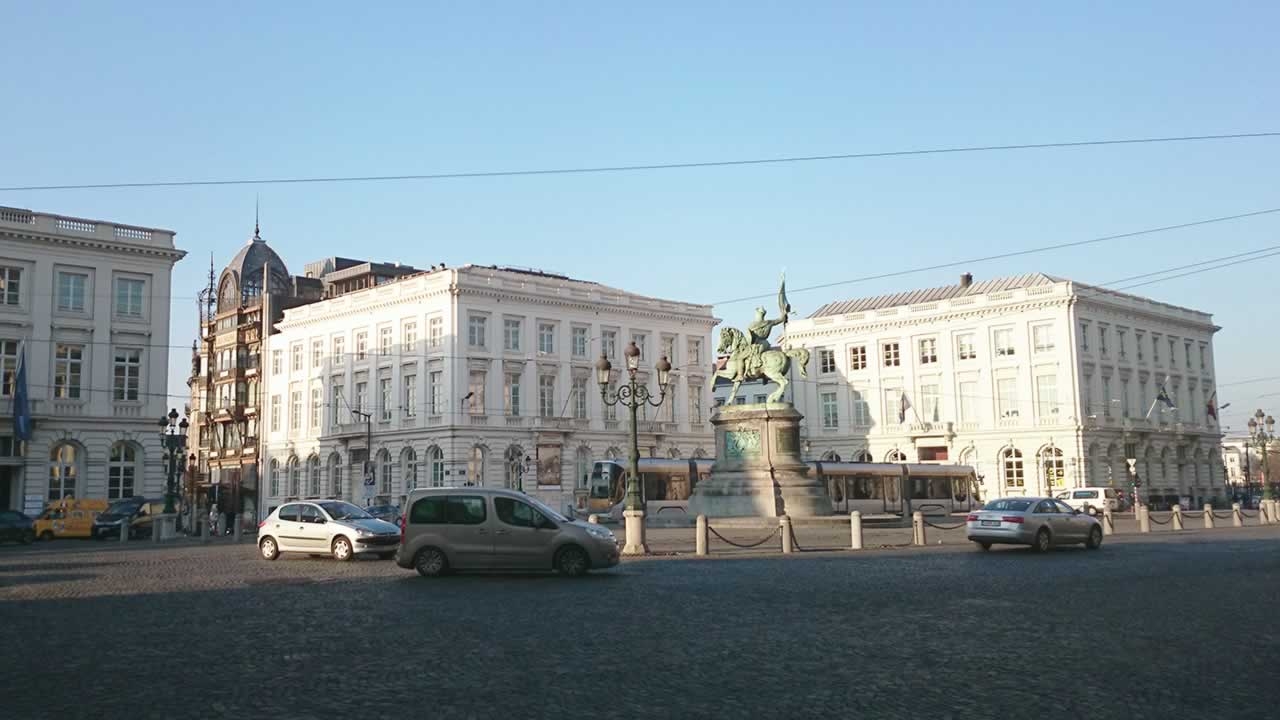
209, 503, 220, 536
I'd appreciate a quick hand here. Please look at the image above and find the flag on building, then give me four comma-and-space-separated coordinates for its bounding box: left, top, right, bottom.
898, 392, 912, 423
11, 339, 32, 442
1206, 391, 1218, 422
1156, 382, 1176, 409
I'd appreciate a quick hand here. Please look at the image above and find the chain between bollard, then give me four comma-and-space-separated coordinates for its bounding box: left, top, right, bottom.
1212, 510, 1236, 520
788, 524, 806, 552
923, 519, 967, 531
707, 525, 782, 549
1180, 510, 1206, 518
1147, 513, 1173, 525
1239, 509, 1258, 519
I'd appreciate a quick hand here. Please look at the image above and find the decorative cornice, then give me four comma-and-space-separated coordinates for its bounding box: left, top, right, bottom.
787, 296, 1072, 342
0, 228, 186, 263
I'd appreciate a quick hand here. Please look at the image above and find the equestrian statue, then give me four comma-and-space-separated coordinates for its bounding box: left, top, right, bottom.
713, 274, 810, 405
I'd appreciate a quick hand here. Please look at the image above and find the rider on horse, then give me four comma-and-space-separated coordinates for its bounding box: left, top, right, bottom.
744, 306, 787, 377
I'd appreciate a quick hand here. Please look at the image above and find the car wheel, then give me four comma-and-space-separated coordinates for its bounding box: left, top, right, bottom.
975, 541, 991, 551
1086, 525, 1103, 550
259, 536, 280, 561
39, 530, 54, 542
414, 547, 448, 577
20, 529, 35, 545
332, 536, 354, 562
1033, 528, 1052, 553
1086, 506, 1098, 516
555, 545, 590, 577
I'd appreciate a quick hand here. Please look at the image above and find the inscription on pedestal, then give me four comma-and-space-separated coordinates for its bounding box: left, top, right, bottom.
724, 429, 761, 459
776, 427, 798, 455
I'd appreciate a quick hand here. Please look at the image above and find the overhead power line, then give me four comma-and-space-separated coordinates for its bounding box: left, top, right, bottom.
2, 132, 1278, 192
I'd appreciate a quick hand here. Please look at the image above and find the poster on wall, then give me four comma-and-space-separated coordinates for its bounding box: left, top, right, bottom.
537, 445, 562, 487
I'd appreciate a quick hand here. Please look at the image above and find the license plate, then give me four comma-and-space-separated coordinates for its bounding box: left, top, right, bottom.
981, 520, 1000, 527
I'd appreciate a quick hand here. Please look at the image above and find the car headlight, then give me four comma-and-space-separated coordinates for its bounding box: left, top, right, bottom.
585, 525, 614, 541
355, 527, 373, 537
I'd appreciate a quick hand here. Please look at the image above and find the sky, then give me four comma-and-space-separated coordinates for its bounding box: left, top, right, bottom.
1, 1, 1278, 432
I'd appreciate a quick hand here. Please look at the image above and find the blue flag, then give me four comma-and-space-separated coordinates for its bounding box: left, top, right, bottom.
12, 340, 32, 442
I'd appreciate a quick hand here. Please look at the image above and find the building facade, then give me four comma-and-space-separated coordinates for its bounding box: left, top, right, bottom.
783, 273, 1225, 507
0, 206, 184, 513
260, 265, 718, 517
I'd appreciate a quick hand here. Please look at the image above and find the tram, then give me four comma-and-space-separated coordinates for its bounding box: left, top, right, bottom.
587, 459, 980, 520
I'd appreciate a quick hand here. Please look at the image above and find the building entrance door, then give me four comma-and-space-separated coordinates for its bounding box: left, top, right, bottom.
0, 467, 13, 511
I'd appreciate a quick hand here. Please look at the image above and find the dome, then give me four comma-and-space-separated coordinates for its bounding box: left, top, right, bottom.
216, 225, 292, 310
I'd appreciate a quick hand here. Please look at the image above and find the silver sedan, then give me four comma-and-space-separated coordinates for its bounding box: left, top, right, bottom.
966, 496, 1103, 552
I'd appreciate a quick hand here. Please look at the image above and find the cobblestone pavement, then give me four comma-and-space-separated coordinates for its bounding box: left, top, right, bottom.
2, 527, 1279, 719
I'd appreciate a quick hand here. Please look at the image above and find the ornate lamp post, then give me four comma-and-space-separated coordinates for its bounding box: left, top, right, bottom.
1247, 409, 1274, 502
158, 408, 190, 516
596, 342, 671, 556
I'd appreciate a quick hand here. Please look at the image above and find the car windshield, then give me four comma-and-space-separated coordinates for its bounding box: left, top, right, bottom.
318, 502, 373, 520
524, 495, 571, 523
105, 500, 141, 515
982, 499, 1034, 512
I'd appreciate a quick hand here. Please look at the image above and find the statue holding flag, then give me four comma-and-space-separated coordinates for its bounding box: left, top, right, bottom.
714, 273, 809, 404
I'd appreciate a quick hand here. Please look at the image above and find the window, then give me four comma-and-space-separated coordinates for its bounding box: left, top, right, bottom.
379, 378, 392, 421
356, 332, 368, 360
688, 339, 702, 366
1032, 325, 1054, 353
1035, 374, 1057, 418
1121, 378, 1131, 418
359, 380, 372, 416
1002, 448, 1025, 488
1080, 322, 1090, 351
661, 336, 676, 365
539, 375, 556, 417
632, 333, 647, 361
468, 371, 486, 413
379, 450, 393, 494
882, 342, 900, 367
920, 383, 940, 422
310, 387, 322, 428
959, 381, 978, 422
505, 373, 522, 416
429, 371, 443, 415
290, 388, 302, 430
754, 394, 768, 405
311, 340, 323, 368
1116, 329, 1127, 360
272, 350, 282, 375
1135, 331, 1145, 361
502, 318, 521, 352
572, 327, 589, 358
956, 333, 977, 361
996, 378, 1018, 418
602, 330, 618, 359
112, 348, 141, 401
379, 327, 392, 357
689, 385, 703, 424
1199, 344, 1207, 371
114, 278, 144, 318
404, 374, 417, 417
883, 387, 903, 424
849, 345, 867, 370
0, 266, 21, 306
107, 443, 136, 499
1152, 335, 1160, 363
428, 447, 445, 487
538, 323, 555, 354
269, 460, 281, 497
48, 444, 78, 501
1184, 342, 1193, 369
309, 457, 322, 496
403, 322, 418, 352
1082, 375, 1093, 415
332, 336, 345, 367
270, 395, 281, 431
604, 381, 618, 421
428, 317, 443, 348
851, 390, 871, 426
573, 377, 588, 419
53, 344, 83, 399
291, 343, 302, 372
1102, 376, 1113, 416
469, 315, 488, 349
56, 271, 87, 312
994, 328, 1015, 357
1168, 338, 1176, 365
820, 391, 838, 428
468, 447, 487, 486
402, 448, 419, 490
331, 384, 344, 427
818, 348, 836, 374
1098, 326, 1109, 356
913, 338, 936, 365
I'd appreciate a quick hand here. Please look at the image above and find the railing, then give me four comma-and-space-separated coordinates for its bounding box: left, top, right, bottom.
56, 218, 96, 234
50, 401, 85, 416
114, 404, 142, 418
113, 226, 153, 242
0, 208, 34, 224
401, 416, 418, 428
506, 416, 525, 427
605, 420, 620, 431
426, 415, 443, 426
470, 415, 489, 426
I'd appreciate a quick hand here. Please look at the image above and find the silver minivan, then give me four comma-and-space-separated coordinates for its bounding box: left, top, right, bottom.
395, 487, 620, 577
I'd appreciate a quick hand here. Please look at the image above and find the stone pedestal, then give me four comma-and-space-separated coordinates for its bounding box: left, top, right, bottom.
687, 403, 832, 518
622, 510, 648, 555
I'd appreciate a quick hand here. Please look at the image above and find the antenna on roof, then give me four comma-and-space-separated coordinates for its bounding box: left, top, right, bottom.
253, 195, 261, 241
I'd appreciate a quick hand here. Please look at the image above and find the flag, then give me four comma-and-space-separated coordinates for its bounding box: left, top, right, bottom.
778, 272, 791, 324
11, 340, 32, 442
1206, 391, 1218, 422
898, 392, 912, 423
1156, 382, 1176, 409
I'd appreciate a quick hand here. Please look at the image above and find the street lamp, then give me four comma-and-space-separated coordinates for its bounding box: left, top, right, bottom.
1247, 409, 1275, 502
597, 342, 671, 556
158, 408, 189, 516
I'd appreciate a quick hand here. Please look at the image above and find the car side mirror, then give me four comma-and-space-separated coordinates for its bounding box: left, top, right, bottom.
313, 517, 326, 524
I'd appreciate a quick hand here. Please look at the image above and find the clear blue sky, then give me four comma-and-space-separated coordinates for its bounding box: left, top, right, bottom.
2, 1, 1278, 430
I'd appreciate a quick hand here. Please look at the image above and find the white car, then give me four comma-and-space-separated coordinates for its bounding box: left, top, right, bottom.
1054, 488, 1118, 516
258, 500, 401, 562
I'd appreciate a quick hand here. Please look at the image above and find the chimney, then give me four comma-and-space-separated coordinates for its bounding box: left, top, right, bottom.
960, 273, 973, 288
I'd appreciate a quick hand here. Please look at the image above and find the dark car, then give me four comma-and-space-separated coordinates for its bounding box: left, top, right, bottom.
365, 504, 402, 523
92, 498, 165, 540
0, 510, 35, 545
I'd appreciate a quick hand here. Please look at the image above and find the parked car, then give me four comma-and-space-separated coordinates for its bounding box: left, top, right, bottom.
258, 500, 400, 562
1054, 487, 1119, 515
365, 504, 402, 524
0, 510, 35, 545
34, 498, 109, 540
967, 496, 1103, 552
395, 487, 620, 578
91, 498, 166, 540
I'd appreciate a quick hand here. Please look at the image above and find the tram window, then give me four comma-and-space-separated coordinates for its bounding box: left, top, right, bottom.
829, 479, 845, 503
929, 478, 950, 499
669, 474, 689, 500
850, 478, 874, 500
884, 478, 900, 503
953, 479, 969, 502
910, 477, 929, 499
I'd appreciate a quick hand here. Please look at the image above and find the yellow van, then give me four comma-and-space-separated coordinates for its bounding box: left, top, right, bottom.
34, 498, 110, 540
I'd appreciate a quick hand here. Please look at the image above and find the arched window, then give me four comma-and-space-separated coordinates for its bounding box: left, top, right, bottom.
378, 449, 393, 494
402, 447, 418, 490
107, 442, 139, 500
821, 451, 841, 462
667, 447, 682, 459
427, 446, 444, 487
692, 448, 707, 459
504, 445, 525, 490
886, 450, 907, 463
575, 446, 593, 489
605, 446, 621, 461
327, 453, 343, 498
287, 457, 300, 497
269, 459, 281, 497
1039, 446, 1065, 492
307, 455, 321, 496
48, 443, 80, 501
1002, 448, 1025, 488
468, 445, 487, 487
853, 449, 873, 463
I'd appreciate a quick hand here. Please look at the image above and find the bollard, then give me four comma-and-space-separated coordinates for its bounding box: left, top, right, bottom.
234, 514, 243, 543
1172, 504, 1184, 531
850, 511, 863, 550
1262, 502, 1271, 526
912, 511, 926, 546
152, 519, 160, 544
587, 514, 599, 524
780, 515, 794, 554
1102, 507, 1114, 536
201, 518, 210, 543
119, 520, 128, 543
1233, 502, 1244, 528
1203, 504, 1214, 530
696, 515, 708, 556
1138, 505, 1151, 533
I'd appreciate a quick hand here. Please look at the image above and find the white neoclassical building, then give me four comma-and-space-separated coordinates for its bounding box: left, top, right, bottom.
0, 206, 185, 513
260, 265, 718, 516
783, 273, 1224, 507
